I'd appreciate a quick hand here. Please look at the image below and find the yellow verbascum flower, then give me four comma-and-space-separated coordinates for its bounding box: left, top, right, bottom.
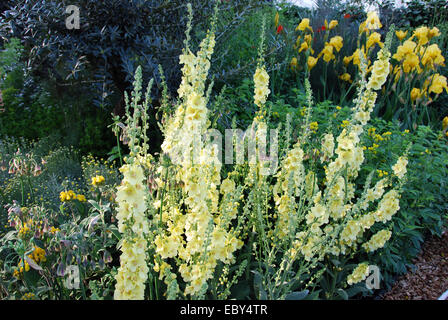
362, 230, 392, 252
253, 66, 270, 108
367, 48, 390, 91
91, 175, 105, 187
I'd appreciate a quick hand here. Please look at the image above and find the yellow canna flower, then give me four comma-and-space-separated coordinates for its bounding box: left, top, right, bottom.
297, 18, 311, 32
304, 34, 312, 45
412, 26, 429, 46
402, 53, 421, 73
329, 20, 338, 30
290, 57, 298, 70
392, 40, 417, 61
366, 32, 383, 50
307, 56, 318, 70
358, 21, 368, 34
442, 116, 448, 130
329, 36, 343, 52
339, 73, 352, 83
428, 27, 441, 39
319, 45, 335, 62
295, 35, 302, 48
395, 30, 408, 41
428, 73, 448, 95
343, 55, 353, 66
298, 41, 309, 53
420, 44, 445, 69
365, 11, 382, 30
410, 88, 424, 102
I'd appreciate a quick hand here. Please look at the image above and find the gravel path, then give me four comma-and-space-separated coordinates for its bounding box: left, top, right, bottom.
381, 230, 448, 300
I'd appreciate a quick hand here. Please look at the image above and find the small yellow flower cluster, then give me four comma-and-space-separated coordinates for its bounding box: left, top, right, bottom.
362, 229, 392, 252
114, 162, 149, 300
18, 222, 32, 237
21, 293, 36, 300
29, 246, 46, 264
347, 263, 369, 285
309, 121, 318, 133
50, 226, 60, 234
377, 169, 388, 178
13, 259, 30, 278
91, 175, 105, 187
59, 190, 86, 202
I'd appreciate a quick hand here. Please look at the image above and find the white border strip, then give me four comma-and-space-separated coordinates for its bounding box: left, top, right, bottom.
438, 290, 448, 300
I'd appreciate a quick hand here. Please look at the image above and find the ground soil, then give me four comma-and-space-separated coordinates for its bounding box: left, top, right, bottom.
381, 230, 448, 300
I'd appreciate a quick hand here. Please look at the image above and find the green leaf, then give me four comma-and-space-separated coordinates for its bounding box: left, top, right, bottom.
285, 290, 309, 300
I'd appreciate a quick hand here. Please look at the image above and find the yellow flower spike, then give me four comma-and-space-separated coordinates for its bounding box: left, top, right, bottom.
274, 12, 279, 28
395, 30, 407, 41
329, 20, 338, 30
